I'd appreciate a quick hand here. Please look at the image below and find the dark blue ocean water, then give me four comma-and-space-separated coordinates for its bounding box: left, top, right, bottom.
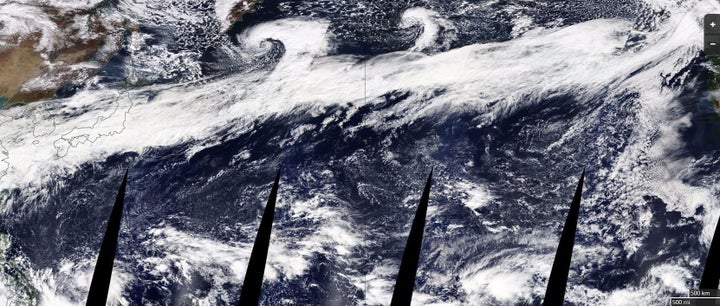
3, 0, 720, 305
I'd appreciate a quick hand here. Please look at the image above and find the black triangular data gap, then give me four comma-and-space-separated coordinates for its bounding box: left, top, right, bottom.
86, 169, 128, 306
542, 169, 585, 306
700, 215, 720, 289
238, 169, 281, 306
390, 168, 433, 306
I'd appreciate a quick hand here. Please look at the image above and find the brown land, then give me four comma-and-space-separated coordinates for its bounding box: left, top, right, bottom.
1, 1, 262, 105
0, 40, 44, 102
0, 5, 123, 106
226, 0, 262, 30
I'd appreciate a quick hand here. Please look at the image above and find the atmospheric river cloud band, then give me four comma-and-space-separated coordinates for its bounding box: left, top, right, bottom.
0, 0, 718, 304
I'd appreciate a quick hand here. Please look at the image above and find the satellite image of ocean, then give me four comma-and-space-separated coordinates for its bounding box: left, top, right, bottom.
1, 0, 720, 305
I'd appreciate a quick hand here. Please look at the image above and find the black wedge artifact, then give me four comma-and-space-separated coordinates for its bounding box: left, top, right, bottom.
542, 169, 585, 306
700, 215, 720, 289
86, 169, 128, 306
238, 169, 281, 305
390, 169, 433, 306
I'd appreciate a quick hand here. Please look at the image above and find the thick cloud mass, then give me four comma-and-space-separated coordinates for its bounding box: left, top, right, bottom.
0, 0, 719, 305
